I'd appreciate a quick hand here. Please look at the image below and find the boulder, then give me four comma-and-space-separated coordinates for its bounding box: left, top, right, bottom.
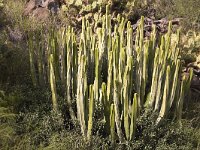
7, 26, 24, 42
23, 0, 61, 20
23, 0, 36, 16
32, 7, 50, 21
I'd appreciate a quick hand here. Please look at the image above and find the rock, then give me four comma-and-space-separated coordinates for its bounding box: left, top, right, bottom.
23, 0, 60, 18
187, 63, 200, 76
23, 0, 36, 16
48, 0, 59, 14
183, 61, 200, 94
32, 7, 50, 21
7, 26, 24, 42
191, 75, 200, 92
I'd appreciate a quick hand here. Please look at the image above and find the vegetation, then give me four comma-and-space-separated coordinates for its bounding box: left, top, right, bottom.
0, 0, 199, 149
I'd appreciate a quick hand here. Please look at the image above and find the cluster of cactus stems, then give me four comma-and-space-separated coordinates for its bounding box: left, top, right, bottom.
27, 5, 193, 142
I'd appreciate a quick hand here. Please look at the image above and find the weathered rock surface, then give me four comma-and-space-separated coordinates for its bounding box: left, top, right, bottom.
23, 0, 36, 16
7, 26, 24, 42
23, 0, 61, 20
32, 7, 50, 21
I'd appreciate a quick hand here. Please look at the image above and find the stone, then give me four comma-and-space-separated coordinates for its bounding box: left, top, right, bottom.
7, 26, 23, 42
23, 0, 60, 19
32, 7, 50, 21
23, 0, 36, 16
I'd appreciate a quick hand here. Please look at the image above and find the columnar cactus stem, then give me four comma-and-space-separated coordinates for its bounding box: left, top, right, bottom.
176, 69, 193, 125
36, 31, 44, 86
141, 41, 149, 106
169, 59, 180, 108
154, 37, 167, 112
66, 28, 76, 121
51, 34, 60, 82
77, 55, 87, 137
156, 66, 170, 125
59, 27, 66, 86
127, 57, 133, 102
106, 5, 110, 29
102, 83, 110, 134
107, 51, 113, 103
113, 35, 124, 141
123, 56, 134, 141
139, 16, 144, 49
134, 17, 145, 109
88, 29, 96, 84
148, 47, 159, 108
119, 47, 126, 83
110, 104, 115, 144
127, 21, 133, 56
123, 66, 130, 140
87, 84, 94, 140
176, 76, 186, 126
49, 54, 58, 111
148, 25, 156, 78
119, 17, 126, 49
94, 48, 99, 100
28, 32, 37, 87
130, 93, 138, 140
105, 5, 112, 58
114, 79, 124, 142
72, 31, 78, 98
81, 17, 87, 56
